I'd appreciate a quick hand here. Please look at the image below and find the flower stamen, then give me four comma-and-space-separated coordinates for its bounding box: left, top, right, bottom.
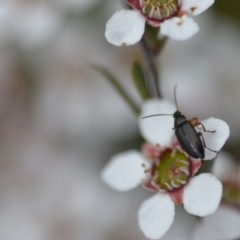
179, 167, 190, 176
163, 180, 174, 191
171, 179, 181, 188
140, 0, 179, 20
148, 148, 191, 192
179, 159, 190, 165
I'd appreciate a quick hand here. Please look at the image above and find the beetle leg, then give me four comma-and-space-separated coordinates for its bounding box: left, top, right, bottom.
197, 122, 216, 133
189, 118, 204, 130
198, 132, 218, 153
189, 117, 198, 125
189, 118, 216, 133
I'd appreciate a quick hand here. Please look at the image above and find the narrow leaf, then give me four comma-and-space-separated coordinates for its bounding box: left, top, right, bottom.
92, 65, 140, 115
131, 61, 150, 100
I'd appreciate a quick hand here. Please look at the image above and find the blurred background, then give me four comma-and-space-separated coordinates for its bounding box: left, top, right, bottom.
0, 0, 239, 239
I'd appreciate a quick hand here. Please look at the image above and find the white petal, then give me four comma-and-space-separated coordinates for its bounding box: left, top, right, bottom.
139, 99, 175, 146
160, 16, 199, 41
199, 118, 230, 160
212, 151, 235, 180
105, 9, 146, 46
181, 0, 214, 16
183, 173, 222, 217
138, 194, 175, 239
101, 150, 148, 191
161, 206, 198, 240
201, 205, 240, 240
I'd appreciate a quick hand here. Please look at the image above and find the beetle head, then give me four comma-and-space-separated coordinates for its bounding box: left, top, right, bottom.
173, 111, 182, 119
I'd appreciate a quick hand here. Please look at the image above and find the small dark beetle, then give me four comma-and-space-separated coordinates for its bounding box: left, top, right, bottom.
142, 85, 217, 159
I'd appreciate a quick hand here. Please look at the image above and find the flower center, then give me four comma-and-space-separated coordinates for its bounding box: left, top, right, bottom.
151, 148, 191, 191
140, 0, 179, 20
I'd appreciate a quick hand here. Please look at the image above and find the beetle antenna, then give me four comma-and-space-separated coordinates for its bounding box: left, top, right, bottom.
174, 84, 179, 110
142, 114, 173, 119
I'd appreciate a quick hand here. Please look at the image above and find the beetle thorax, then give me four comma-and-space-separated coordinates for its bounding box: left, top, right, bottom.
174, 111, 187, 128
150, 148, 191, 192
140, 0, 179, 20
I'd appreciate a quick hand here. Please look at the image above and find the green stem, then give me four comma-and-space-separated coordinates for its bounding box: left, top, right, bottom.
157, 37, 168, 57
92, 65, 140, 115
139, 37, 161, 98
121, 0, 161, 99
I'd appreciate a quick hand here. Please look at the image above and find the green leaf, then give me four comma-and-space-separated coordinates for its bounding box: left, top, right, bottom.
131, 61, 150, 100
92, 65, 140, 115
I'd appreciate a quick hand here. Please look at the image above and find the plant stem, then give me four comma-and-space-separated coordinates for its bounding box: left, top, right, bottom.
121, 0, 161, 99
139, 37, 161, 98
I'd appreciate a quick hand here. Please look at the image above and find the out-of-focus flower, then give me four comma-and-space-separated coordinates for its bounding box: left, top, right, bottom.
101, 99, 229, 239
0, 1, 62, 49
32, 18, 139, 144
193, 204, 240, 240
105, 0, 214, 46
193, 152, 240, 240
52, 0, 101, 13
0, 120, 144, 240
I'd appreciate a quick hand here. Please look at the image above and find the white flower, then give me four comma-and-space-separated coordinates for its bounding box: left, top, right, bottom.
213, 152, 240, 208
105, 0, 214, 46
193, 152, 240, 240
52, 0, 100, 13
101, 99, 229, 239
193, 205, 240, 240
0, 2, 62, 49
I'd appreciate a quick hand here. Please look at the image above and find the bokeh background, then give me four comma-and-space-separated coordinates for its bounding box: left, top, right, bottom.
0, 0, 239, 239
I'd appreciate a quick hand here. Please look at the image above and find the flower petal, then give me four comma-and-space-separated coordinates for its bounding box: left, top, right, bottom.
199, 118, 230, 160
160, 15, 199, 40
183, 173, 222, 217
105, 9, 145, 46
139, 99, 175, 146
138, 193, 175, 239
101, 150, 148, 191
161, 206, 198, 240
181, 0, 214, 16
201, 205, 240, 240
141, 143, 162, 160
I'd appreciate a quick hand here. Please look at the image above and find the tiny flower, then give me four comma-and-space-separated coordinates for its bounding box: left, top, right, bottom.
213, 152, 240, 209
0, 2, 62, 49
193, 152, 240, 240
193, 205, 240, 240
101, 99, 229, 239
105, 0, 214, 46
